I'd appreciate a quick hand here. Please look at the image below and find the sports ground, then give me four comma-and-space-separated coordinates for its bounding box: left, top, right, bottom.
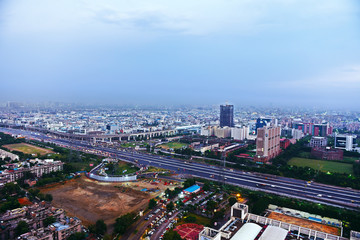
174, 224, 204, 240
3, 143, 54, 156
288, 157, 353, 174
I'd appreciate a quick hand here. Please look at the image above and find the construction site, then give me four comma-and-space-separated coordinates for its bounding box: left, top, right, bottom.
39, 175, 177, 232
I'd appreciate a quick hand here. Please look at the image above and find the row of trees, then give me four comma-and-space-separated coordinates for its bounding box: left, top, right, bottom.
114, 212, 138, 235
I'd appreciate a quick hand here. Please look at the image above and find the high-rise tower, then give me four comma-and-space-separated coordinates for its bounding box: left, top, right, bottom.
220, 104, 234, 127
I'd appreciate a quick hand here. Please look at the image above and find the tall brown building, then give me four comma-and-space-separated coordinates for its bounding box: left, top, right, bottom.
255, 126, 281, 163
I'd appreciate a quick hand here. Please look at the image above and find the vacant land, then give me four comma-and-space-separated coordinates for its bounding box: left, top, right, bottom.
288, 157, 353, 174
3, 143, 54, 155
40, 176, 171, 231
268, 212, 340, 236
158, 142, 188, 150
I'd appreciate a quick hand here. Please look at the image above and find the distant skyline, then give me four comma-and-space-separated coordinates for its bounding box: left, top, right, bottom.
1, 0, 360, 109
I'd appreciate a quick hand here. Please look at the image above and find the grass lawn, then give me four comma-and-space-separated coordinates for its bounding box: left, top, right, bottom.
158, 142, 188, 150
121, 142, 149, 148
177, 213, 211, 226
288, 157, 353, 174
3, 143, 54, 155
68, 162, 99, 172
145, 166, 167, 173
342, 156, 359, 163
105, 161, 139, 175
121, 143, 137, 148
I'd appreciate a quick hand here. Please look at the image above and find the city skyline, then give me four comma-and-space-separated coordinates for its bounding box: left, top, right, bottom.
1, 0, 360, 109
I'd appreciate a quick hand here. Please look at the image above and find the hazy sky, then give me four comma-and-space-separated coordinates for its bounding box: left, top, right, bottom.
0, 0, 359, 108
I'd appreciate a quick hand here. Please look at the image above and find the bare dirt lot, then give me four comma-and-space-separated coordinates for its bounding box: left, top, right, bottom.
40, 176, 178, 231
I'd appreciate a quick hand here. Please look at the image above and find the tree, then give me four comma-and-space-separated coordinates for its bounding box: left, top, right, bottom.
228, 197, 237, 206
212, 209, 225, 224
15, 221, 29, 236
148, 198, 157, 209
0, 197, 20, 213
251, 198, 269, 215
163, 230, 182, 240
44, 194, 53, 202
206, 200, 217, 212
166, 201, 174, 212
68, 232, 86, 240
95, 219, 107, 235
183, 178, 196, 189
184, 215, 197, 223
114, 213, 137, 234
43, 216, 56, 227
202, 182, 211, 191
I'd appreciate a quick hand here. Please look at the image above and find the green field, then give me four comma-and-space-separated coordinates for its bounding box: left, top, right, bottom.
3, 143, 54, 156
177, 213, 211, 226
158, 142, 188, 150
120, 142, 149, 148
105, 161, 139, 175
288, 157, 353, 174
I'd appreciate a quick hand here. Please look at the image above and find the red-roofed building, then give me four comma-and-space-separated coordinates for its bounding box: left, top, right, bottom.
280, 139, 291, 149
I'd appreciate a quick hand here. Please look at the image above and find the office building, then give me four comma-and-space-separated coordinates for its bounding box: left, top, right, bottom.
254, 126, 281, 163
309, 136, 328, 148
220, 105, 234, 127
281, 127, 304, 140
292, 122, 332, 137
255, 117, 272, 133
231, 126, 249, 141
334, 134, 357, 151
293, 129, 305, 140
200, 126, 232, 139
215, 127, 232, 138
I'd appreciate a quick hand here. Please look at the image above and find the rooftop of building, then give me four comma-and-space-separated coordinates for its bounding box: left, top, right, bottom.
183, 185, 201, 193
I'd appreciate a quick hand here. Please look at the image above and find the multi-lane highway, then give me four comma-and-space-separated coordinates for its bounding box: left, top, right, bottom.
1, 127, 360, 210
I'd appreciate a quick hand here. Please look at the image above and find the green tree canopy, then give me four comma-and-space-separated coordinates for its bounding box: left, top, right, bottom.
166, 201, 175, 212
228, 197, 237, 206
148, 198, 157, 209
15, 221, 29, 236
163, 230, 182, 240
43, 216, 56, 227
68, 232, 86, 240
95, 219, 107, 235
114, 213, 137, 235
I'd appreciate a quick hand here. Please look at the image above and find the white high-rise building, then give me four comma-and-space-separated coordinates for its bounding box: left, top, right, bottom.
231, 126, 250, 141
335, 133, 357, 151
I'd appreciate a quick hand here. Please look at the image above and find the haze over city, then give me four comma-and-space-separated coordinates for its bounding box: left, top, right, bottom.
2, 1, 360, 240
1, 0, 360, 109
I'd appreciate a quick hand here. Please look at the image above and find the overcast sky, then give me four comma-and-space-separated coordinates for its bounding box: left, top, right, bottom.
0, 0, 359, 109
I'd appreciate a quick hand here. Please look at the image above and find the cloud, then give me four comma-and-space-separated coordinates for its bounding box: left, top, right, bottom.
286, 64, 360, 89
86, 0, 356, 36
92, 8, 190, 34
